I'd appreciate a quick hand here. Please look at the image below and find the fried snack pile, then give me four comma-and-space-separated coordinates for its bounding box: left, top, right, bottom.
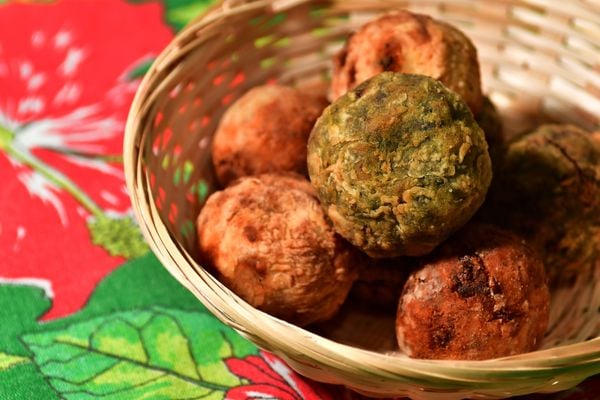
192, 9, 600, 360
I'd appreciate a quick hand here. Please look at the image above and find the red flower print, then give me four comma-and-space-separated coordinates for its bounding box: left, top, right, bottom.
0, 0, 172, 319
225, 351, 334, 400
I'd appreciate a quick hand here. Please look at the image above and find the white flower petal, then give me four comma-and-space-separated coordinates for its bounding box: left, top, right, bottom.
15, 105, 120, 152
15, 120, 66, 149
106, 81, 138, 107
13, 226, 26, 251
67, 154, 124, 179
16, 226, 26, 240
60, 48, 86, 76
31, 31, 46, 47
18, 97, 45, 115
19, 61, 33, 80
54, 30, 72, 49
53, 82, 81, 106
243, 392, 278, 400
0, 110, 19, 131
265, 356, 302, 396
102, 209, 130, 220
27, 73, 46, 92
17, 169, 68, 226
100, 190, 119, 206
49, 106, 122, 142
6, 154, 21, 168
0, 277, 54, 299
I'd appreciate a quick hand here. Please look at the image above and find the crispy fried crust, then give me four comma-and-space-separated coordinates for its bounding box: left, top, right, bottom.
331, 11, 482, 115
196, 173, 358, 326
212, 84, 328, 187
396, 224, 550, 360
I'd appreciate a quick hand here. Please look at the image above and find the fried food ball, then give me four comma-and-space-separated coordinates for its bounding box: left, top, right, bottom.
196, 173, 358, 326
476, 96, 504, 170
350, 257, 414, 311
331, 10, 483, 115
308, 72, 492, 258
482, 124, 600, 284
212, 84, 328, 187
396, 224, 550, 360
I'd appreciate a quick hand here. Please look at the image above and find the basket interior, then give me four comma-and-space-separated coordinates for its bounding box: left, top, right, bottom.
136, 0, 600, 357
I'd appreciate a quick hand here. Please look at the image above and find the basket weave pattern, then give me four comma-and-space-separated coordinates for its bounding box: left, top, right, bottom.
125, 1, 600, 398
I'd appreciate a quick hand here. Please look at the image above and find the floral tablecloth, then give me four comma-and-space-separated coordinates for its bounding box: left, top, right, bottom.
0, 1, 598, 399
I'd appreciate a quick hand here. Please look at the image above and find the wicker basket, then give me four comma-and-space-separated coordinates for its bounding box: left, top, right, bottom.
124, 0, 600, 398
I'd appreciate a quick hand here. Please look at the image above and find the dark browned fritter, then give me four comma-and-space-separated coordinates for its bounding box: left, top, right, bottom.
196, 173, 358, 326
212, 84, 328, 187
331, 10, 483, 115
396, 224, 550, 360
308, 72, 492, 258
350, 257, 415, 310
482, 124, 600, 285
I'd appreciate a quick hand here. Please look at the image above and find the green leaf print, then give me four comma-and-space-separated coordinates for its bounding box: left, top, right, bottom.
0, 284, 50, 356
22, 307, 257, 399
0, 285, 58, 399
125, 58, 155, 81
164, 0, 215, 31
0, 352, 28, 371
0, 255, 260, 399
0, 363, 60, 400
59, 252, 209, 319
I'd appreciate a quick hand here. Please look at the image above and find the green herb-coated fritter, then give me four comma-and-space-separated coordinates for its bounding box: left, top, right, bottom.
482, 124, 600, 284
307, 72, 492, 258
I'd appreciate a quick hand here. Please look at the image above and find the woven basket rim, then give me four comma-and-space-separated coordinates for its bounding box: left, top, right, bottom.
124, 0, 600, 395
200, 247, 600, 370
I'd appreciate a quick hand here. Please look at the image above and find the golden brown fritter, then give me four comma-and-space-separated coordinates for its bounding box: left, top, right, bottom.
396, 224, 550, 360
212, 84, 328, 187
308, 73, 492, 257
196, 173, 358, 326
331, 10, 482, 115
